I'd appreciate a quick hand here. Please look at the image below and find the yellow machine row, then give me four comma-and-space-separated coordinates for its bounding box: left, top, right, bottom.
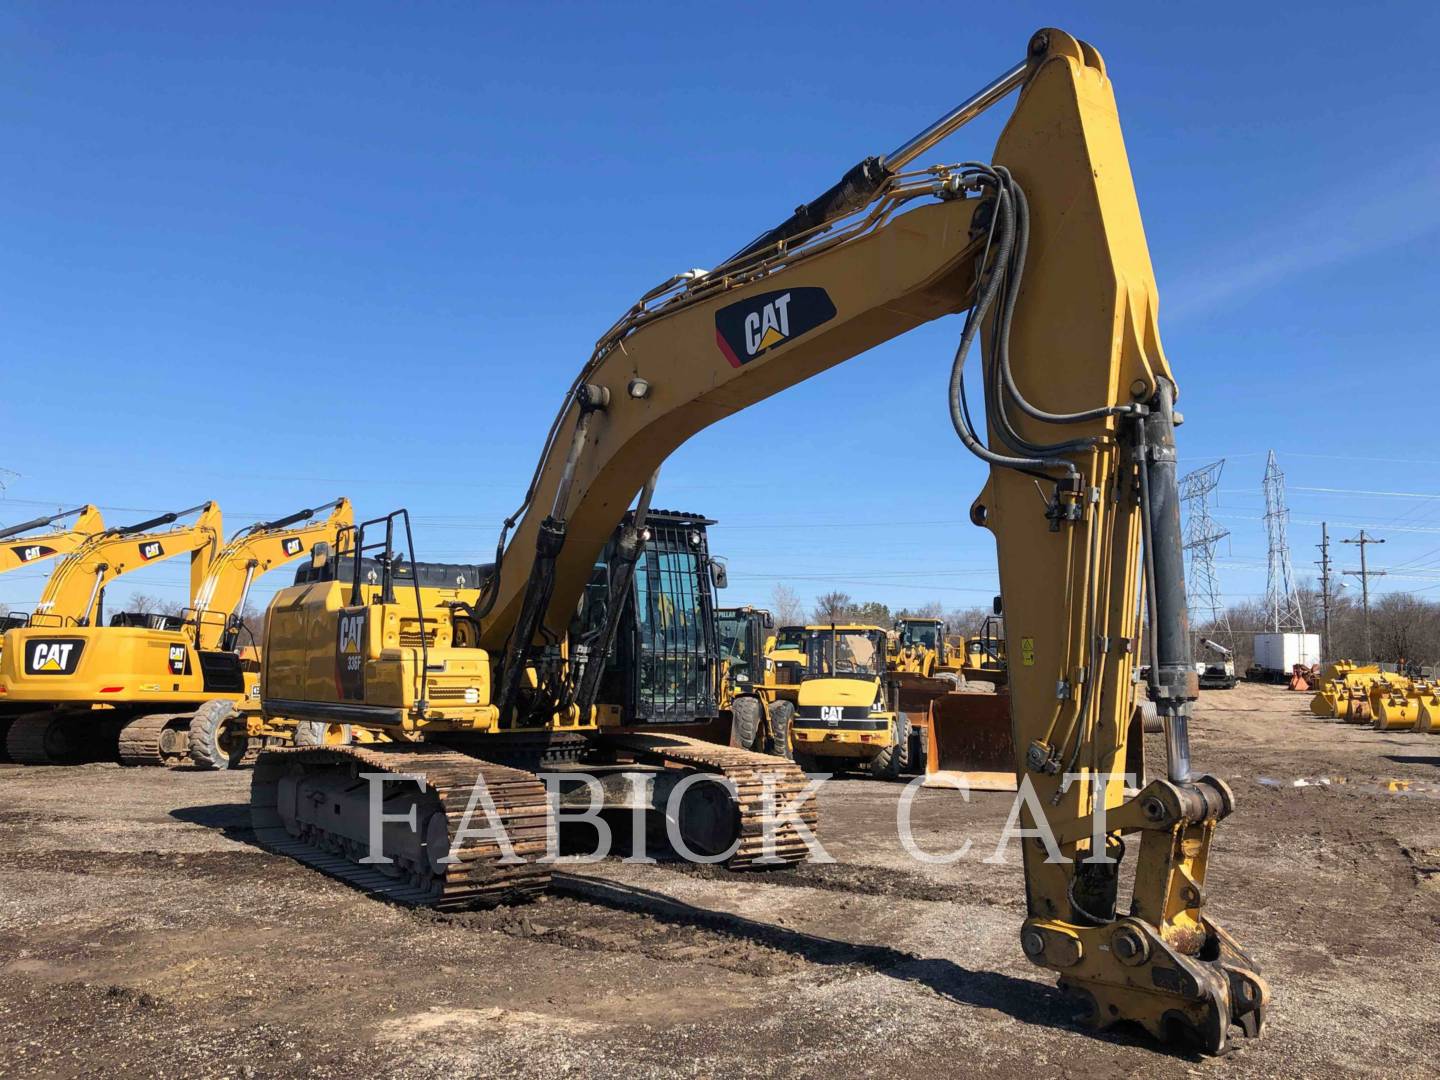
0, 499, 352, 766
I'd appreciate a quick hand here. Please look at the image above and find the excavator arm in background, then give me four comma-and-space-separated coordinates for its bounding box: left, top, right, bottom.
190, 498, 352, 650
0, 505, 105, 574
28, 501, 222, 627
472, 28, 1266, 1052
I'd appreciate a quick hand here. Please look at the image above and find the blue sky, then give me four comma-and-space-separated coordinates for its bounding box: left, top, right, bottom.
3, 2, 1439, 622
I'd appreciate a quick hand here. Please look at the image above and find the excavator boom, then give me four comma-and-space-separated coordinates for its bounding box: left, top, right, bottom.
190, 498, 352, 650
27, 501, 222, 627
0, 504, 105, 574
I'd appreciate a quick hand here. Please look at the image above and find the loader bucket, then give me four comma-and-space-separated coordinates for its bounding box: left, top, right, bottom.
924, 689, 1017, 792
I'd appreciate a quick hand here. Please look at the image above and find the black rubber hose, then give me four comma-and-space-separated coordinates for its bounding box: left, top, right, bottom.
994, 170, 1133, 427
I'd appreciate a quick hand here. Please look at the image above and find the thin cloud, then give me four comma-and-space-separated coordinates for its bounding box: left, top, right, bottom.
1163, 151, 1440, 321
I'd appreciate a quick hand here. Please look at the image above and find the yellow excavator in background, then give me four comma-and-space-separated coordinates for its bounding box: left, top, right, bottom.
0, 499, 351, 767
0, 504, 106, 586
0, 501, 222, 757
244, 29, 1266, 1052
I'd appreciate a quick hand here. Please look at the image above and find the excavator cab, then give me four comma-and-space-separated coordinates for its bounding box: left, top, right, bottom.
575, 510, 724, 730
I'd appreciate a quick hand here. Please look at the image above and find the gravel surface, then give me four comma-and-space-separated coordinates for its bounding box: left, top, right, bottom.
1, 683, 1438, 1077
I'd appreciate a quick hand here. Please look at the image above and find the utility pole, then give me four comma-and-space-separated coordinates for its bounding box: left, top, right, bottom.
1315, 522, 1332, 661
1343, 530, 1386, 662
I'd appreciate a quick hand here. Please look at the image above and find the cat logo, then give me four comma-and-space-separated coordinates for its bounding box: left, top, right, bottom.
338, 614, 364, 654
139, 541, 165, 561
714, 287, 837, 368
167, 643, 189, 676
12, 544, 56, 563
282, 537, 304, 557
820, 705, 844, 725
335, 610, 367, 700
25, 639, 84, 675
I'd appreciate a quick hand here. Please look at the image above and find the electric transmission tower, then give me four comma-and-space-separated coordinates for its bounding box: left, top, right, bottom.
1180, 460, 1233, 649
1262, 450, 1306, 633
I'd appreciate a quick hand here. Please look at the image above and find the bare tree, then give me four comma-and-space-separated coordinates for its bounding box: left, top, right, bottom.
769, 584, 805, 627
812, 591, 854, 624
123, 592, 186, 617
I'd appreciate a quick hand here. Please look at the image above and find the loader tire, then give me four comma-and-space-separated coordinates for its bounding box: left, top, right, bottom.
188, 701, 247, 770
868, 712, 911, 781
729, 696, 763, 752
768, 699, 796, 759
292, 720, 352, 748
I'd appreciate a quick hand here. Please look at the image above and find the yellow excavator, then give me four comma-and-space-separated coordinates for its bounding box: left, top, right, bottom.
245, 29, 1266, 1052
0, 501, 222, 757
0, 504, 106, 584
0, 499, 351, 767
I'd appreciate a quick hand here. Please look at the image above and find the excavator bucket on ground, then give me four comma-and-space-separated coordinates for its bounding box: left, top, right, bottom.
1374, 681, 1429, 730
924, 688, 1017, 792
1288, 664, 1318, 691
1413, 686, 1440, 733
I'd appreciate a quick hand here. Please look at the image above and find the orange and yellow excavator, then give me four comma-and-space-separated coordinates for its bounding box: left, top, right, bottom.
0, 500, 351, 767
243, 29, 1266, 1053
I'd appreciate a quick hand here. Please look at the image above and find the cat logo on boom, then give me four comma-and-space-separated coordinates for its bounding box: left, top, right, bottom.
25, 639, 85, 675
714, 287, 837, 368
12, 544, 56, 563
282, 537, 304, 557
139, 541, 165, 561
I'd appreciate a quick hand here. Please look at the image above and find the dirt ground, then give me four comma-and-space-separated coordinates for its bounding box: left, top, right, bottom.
1, 683, 1438, 1078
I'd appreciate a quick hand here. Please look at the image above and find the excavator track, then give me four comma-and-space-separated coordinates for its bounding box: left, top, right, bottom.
5, 709, 112, 765
117, 712, 196, 767
600, 732, 818, 869
250, 743, 553, 909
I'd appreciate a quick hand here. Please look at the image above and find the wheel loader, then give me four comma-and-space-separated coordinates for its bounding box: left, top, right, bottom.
242, 29, 1266, 1052
717, 604, 801, 757
786, 623, 916, 778
0, 499, 351, 766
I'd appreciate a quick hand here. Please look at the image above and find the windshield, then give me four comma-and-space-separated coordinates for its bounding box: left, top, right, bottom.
902, 621, 939, 650
716, 611, 753, 676
775, 626, 805, 651
803, 629, 886, 678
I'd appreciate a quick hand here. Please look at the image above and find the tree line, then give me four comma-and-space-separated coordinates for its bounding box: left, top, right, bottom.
768, 579, 1440, 670
768, 584, 994, 637
1194, 580, 1440, 670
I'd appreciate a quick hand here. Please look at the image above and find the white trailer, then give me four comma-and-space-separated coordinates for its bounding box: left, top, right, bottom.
1250, 633, 1321, 680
